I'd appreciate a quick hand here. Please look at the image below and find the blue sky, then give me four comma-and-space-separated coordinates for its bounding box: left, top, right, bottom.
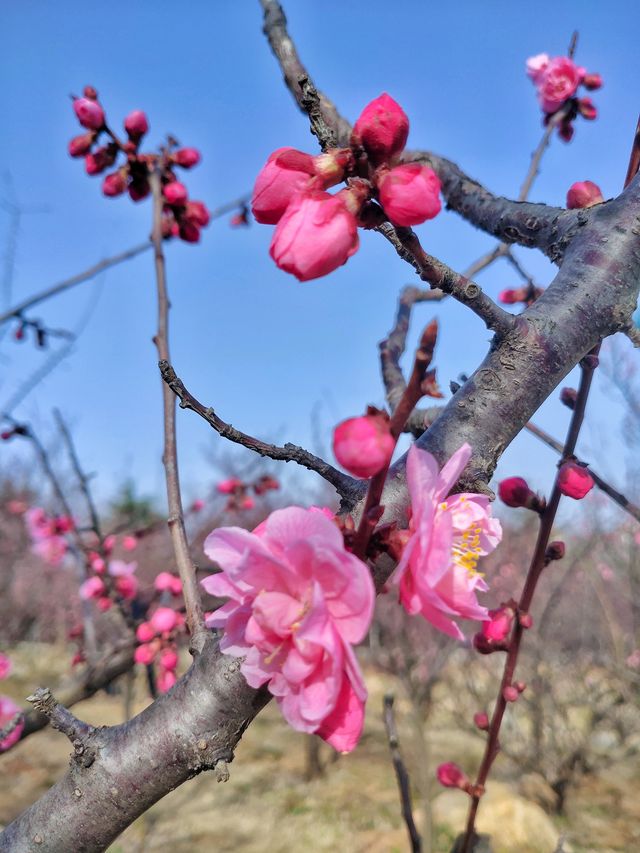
1, 1, 638, 523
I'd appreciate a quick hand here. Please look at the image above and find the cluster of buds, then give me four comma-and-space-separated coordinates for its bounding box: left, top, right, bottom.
566, 180, 604, 209
68, 86, 211, 243
499, 284, 545, 308
216, 474, 280, 511
135, 607, 184, 693
24, 506, 74, 567
526, 54, 602, 141
79, 559, 138, 611
252, 94, 442, 281
498, 477, 545, 513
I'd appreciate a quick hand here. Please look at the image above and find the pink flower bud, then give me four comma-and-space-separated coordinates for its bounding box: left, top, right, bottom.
578, 97, 597, 120
134, 643, 156, 665
560, 387, 578, 408
178, 221, 200, 243
96, 596, 113, 612
377, 164, 441, 227
169, 576, 183, 596
102, 170, 127, 197
129, 180, 150, 202
163, 181, 188, 206
185, 200, 210, 227
269, 191, 359, 281
123, 110, 149, 139
473, 711, 490, 731
217, 478, 243, 495
333, 412, 394, 479
68, 133, 94, 158
514, 681, 526, 693
582, 73, 602, 91
558, 121, 575, 143
557, 462, 594, 499
150, 606, 179, 634
159, 648, 178, 671
503, 685, 519, 703
191, 499, 205, 512
546, 541, 565, 562
136, 622, 156, 643
251, 147, 317, 224
481, 607, 514, 643
0, 696, 25, 751
157, 668, 177, 693
436, 762, 469, 789
351, 94, 409, 165
73, 97, 105, 130
85, 148, 113, 176
519, 612, 533, 629
499, 288, 526, 305
122, 535, 137, 551
115, 574, 138, 600
174, 147, 201, 168
566, 180, 603, 209
79, 576, 106, 600
154, 571, 176, 592
498, 477, 533, 508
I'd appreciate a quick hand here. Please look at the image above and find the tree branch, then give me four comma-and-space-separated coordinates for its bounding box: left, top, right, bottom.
26, 688, 96, 765
158, 360, 363, 507
150, 170, 207, 654
383, 695, 422, 853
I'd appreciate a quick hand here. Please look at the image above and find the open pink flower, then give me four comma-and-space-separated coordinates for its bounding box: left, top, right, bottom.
526, 53, 550, 82
201, 506, 375, 752
536, 57, 582, 114
392, 444, 502, 639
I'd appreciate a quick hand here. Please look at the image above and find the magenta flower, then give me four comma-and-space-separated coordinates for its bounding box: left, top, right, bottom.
377, 164, 442, 227
534, 56, 582, 114
201, 506, 375, 752
0, 654, 12, 680
0, 696, 23, 752
351, 93, 409, 166
392, 444, 502, 639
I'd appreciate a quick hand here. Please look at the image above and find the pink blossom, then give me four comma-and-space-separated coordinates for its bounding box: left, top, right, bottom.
79, 576, 106, 600
155, 572, 176, 591
191, 498, 205, 512
73, 97, 104, 130
150, 606, 179, 634
437, 762, 469, 789
134, 643, 156, 665
123, 110, 149, 139
25, 507, 52, 540
498, 477, 534, 509
169, 576, 183, 596
0, 654, 12, 680
68, 133, 94, 158
270, 191, 359, 282
32, 536, 68, 567
163, 181, 188, 206
7, 500, 27, 514
392, 444, 502, 639
0, 696, 24, 752
185, 201, 210, 227
351, 94, 409, 165
97, 597, 113, 612
108, 559, 137, 577
333, 413, 394, 479
103, 534, 116, 554
102, 170, 127, 197
160, 648, 178, 671
122, 535, 138, 551
115, 574, 138, 600
217, 478, 243, 495
480, 606, 514, 642
136, 622, 156, 643
536, 57, 582, 114
252, 148, 317, 225
377, 164, 441, 227
526, 53, 550, 82
157, 669, 177, 693
174, 147, 201, 168
201, 506, 375, 752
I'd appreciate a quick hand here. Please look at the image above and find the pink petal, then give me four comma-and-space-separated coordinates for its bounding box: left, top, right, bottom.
315, 676, 366, 753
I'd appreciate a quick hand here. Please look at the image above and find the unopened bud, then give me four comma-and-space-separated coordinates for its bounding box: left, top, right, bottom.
503, 685, 519, 703
566, 180, 604, 210
83, 85, 98, 100
498, 477, 533, 508
68, 132, 94, 158
73, 96, 104, 130
514, 681, 526, 694
582, 73, 602, 91
580, 353, 600, 370
558, 121, 574, 143
163, 181, 188, 206
560, 387, 577, 409
519, 612, 533, 629
558, 462, 594, 500
436, 762, 469, 789
545, 540, 565, 562
473, 711, 489, 731
123, 110, 149, 140
174, 148, 201, 168
578, 97, 597, 120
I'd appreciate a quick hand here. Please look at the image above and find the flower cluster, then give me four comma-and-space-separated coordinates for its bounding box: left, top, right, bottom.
216, 474, 280, 512
79, 559, 138, 610
252, 94, 442, 281
526, 54, 602, 141
24, 507, 74, 567
201, 507, 375, 752
135, 606, 184, 693
68, 86, 211, 243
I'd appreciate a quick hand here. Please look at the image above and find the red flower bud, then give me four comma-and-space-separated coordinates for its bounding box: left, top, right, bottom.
129, 180, 150, 202
73, 96, 104, 130
566, 180, 604, 209
582, 73, 602, 91
503, 685, 519, 703
0, 431, 13, 441
124, 110, 149, 140
85, 147, 115, 176
499, 288, 522, 305
333, 411, 394, 479
481, 607, 514, 643
178, 221, 201, 243
83, 85, 98, 100
473, 711, 490, 731
498, 477, 533, 509
163, 181, 188, 206
174, 147, 201, 168
578, 97, 597, 120
376, 164, 441, 227
351, 93, 409, 165
545, 540, 565, 562
519, 612, 533, 629
68, 133, 94, 158
558, 121, 575, 143
185, 200, 210, 227
560, 387, 577, 409
436, 762, 469, 789
102, 170, 127, 197
557, 462, 594, 500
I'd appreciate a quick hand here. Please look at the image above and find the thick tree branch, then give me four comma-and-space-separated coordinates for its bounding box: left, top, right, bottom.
159, 360, 363, 507
150, 171, 207, 654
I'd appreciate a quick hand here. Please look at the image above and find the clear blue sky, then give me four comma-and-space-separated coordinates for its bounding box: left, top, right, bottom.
1, 1, 638, 522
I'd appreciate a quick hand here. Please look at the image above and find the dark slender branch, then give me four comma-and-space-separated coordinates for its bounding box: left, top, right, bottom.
54, 408, 103, 541
518, 123, 555, 202
383, 695, 422, 853
460, 348, 599, 852
150, 171, 207, 654
623, 114, 640, 189
525, 420, 640, 523
159, 360, 362, 505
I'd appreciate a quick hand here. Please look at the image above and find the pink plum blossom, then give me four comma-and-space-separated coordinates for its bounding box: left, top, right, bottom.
122, 535, 138, 551
566, 180, 604, 209
377, 164, 442, 227
217, 478, 243, 495
123, 110, 149, 138
0, 654, 12, 680
136, 622, 156, 643
535, 56, 582, 113
157, 669, 177, 693
108, 559, 137, 577
150, 607, 179, 634
526, 53, 550, 82
333, 413, 394, 479
134, 644, 156, 665
351, 93, 409, 165
32, 536, 68, 567
73, 97, 105, 130
392, 443, 502, 639
79, 576, 106, 600
0, 696, 24, 752
201, 506, 375, 752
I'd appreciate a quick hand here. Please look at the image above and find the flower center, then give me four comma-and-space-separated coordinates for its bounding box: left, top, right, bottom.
452, 525, 483, 576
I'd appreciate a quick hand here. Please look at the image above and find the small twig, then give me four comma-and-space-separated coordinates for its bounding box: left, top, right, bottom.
54, 408, 103, 541
26, 687, 96, 766
159, 360, 361, 504
525, 420, 640, 523
383, 695, 422, 853
150, 170, 207, 654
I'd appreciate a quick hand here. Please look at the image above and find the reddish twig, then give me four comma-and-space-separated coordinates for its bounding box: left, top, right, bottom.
150, 170, 207, 654
383, 694, 422, 853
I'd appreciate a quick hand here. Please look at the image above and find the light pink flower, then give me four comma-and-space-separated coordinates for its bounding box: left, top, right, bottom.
108, 559, 137, 577
0, 654, 12, 680
536, 57, 581, 114
526, 53, 550, 82
392, 444, 502, 639
150, 606, 179, 634
201, 506, 375, 752
32, 536, 68, 567
270, 191, 359, 282
377, 164, 441, 227
0, 696, 24, 752
79, 576, 106, 600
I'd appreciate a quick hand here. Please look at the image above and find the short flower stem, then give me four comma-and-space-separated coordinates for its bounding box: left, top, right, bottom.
460, 347, 599, 853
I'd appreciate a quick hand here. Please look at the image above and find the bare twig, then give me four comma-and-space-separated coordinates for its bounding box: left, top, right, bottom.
150, 170, 207, 654
54, 408, 103, 541
159, 360, 361, 504
26, 688, 93, 744
383, 695, 422, 853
